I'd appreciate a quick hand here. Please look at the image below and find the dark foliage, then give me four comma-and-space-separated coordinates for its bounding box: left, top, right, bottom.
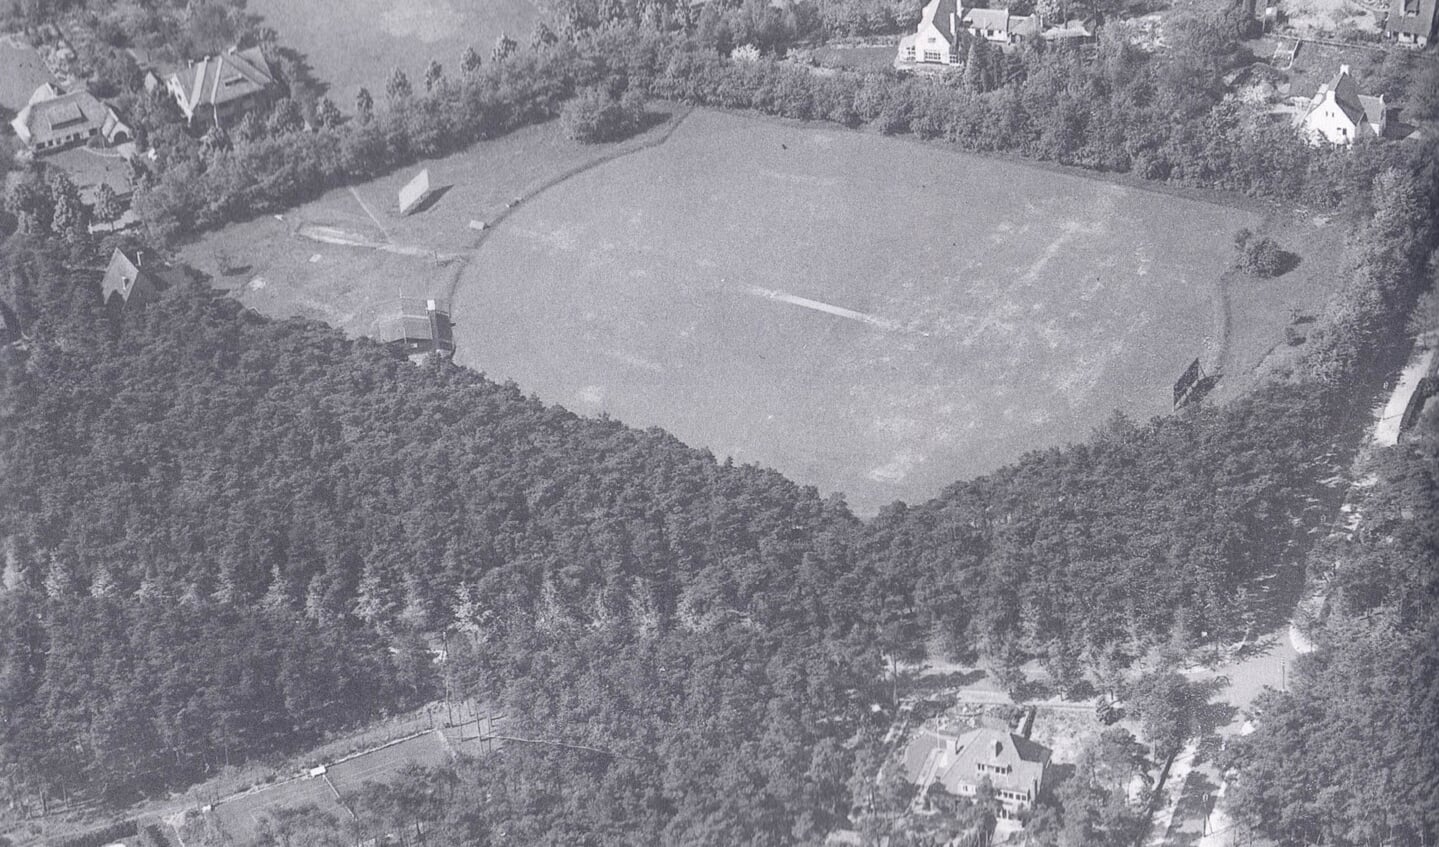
1224, 405, 1439, 846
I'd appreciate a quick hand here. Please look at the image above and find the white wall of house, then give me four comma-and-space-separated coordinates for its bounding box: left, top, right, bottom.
1304, 91, 1360, 145
915, 22, 958, 63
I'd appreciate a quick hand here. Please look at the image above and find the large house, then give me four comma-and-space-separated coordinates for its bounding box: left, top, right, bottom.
165, 46, 278, 128
1294, 65, 1386, 146
896, 0, 1081, 68
9, 84, 132, 155
1386, 0, 1438, 45
901, 724, 1051, 821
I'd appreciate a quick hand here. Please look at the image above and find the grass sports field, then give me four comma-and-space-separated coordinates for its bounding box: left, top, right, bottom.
249, 0, 543, 107
178, 113, 686, 339
183, 109, 1344, 514
453, 110, 1263, 513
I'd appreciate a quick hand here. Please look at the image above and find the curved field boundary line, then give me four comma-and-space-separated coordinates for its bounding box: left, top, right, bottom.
443, 105, 696, 304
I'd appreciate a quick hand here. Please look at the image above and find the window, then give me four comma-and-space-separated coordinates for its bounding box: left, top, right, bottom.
924, 50, 943, 62
905, 46, 915, 60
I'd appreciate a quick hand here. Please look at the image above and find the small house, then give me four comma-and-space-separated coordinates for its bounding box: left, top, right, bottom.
1295, 65, 1386, 146
10, 84, 132, 155
379, 298, 455, 356
1386, 0, 1438, 45
165, 46, 278, 129
101, 248, 165, 313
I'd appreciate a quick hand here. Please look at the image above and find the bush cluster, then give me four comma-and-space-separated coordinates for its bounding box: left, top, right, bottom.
560, 86, 648, 142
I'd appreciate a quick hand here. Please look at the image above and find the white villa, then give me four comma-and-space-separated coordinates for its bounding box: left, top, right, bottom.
1294, 65, 1386, 146
896, 0, 1089, 68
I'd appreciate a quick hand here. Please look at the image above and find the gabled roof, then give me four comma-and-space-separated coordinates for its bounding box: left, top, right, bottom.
168, 46, 275, 114
9, 85, 116, 147
101, 248, 159, 307
1387, 0, 1438, 36
1008, 13, 1043, 37
918, 0, 962, 44
1359, 94, 1386, 128
963, 6, 1011, 31
1298, 66, 1385, 138
901, 726, 1050, 799
379, 299, 454, 349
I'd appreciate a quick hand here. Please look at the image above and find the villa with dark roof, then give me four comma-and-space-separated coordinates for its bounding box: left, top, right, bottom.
9, 84, 132, 155
1294, 65, 1386, 146
901, 725, 1051, 820
165, 46, 278, 129
1386, 0, 1438, 45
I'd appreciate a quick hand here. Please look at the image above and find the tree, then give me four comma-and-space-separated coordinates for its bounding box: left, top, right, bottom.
268, 97, 306, 135
386, 68, 413, 102
316, 97, 342, 129
559, 87, 648, 143
1238, 236, 1291, 277
92, 182, 122, 233
492, 33, 518, 63
1127, 670, 1207, 760
355, 87, 374, 121
47, 173, 87, 243
1407, 59, 1439, 121
424, 59, 444, 93
235, 111, 266, 144
460, 46, 482, 76
530, 22, 558, 51
963, 40, 988, 93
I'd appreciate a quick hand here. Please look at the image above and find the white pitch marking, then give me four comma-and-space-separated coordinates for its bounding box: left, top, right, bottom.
747, 286, 901, 332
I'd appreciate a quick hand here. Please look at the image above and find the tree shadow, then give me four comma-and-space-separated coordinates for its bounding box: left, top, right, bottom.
1271, 249, 1301, 277
1166, 767, 1222, 846
1232, 632, 1278, 661
914, 669, 988, 691
1013, 678, 1053, 702
271, 45, 330, 103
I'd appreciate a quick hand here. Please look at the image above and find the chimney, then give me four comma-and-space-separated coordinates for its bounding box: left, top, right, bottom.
1339, 63, 1350, 75
951, 9, 957, 34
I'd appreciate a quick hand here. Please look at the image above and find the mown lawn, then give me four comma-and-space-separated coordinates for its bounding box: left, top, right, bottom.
178, 114, 682, 340
453, 109, 1264, 513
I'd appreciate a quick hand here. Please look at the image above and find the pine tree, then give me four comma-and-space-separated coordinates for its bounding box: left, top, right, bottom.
316, 97, 342, 129
385, 68, 412, 102
962, 41, 986, 93
355, 86, 374, 120
491, 33, 518, 63
530, 21, 557, 51
423, 59, 444, 93
92, 182, 121, 233
460, 46, 482, 76
48, 185, 86, 244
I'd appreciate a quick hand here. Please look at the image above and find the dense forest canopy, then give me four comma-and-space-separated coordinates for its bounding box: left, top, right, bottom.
2, 0, 1439, 843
